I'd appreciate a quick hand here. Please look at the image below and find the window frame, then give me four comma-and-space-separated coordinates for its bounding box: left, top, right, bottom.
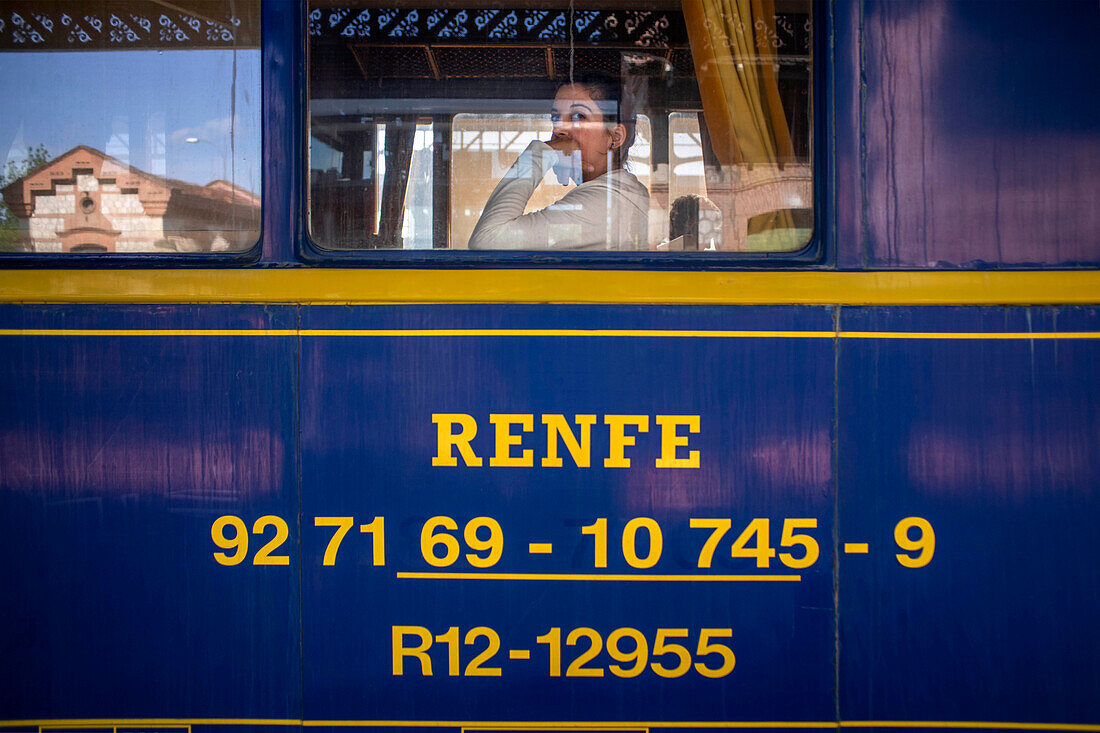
299, 0, 828, 269
0, 2, 265, 269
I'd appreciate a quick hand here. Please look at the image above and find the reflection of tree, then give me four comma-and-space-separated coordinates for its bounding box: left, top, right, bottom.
0, 144, 49, 251
1, 144, 261, 254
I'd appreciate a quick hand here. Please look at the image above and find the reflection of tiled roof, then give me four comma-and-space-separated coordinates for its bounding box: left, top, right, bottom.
2, 145, 259, 209
197, 180, 262, 207
0, 142, 260, 254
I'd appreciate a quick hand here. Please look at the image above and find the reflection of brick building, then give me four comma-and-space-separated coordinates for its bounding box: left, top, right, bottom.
1, 146, 260, 253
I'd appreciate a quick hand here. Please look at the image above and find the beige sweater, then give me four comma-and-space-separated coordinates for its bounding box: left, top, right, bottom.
468, 141, 650, 251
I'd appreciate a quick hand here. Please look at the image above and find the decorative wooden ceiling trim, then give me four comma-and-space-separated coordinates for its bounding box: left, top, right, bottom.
312, 7, 689, 48
0, 0, 259, 50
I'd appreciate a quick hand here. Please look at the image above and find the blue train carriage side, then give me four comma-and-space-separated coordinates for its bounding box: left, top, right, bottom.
0, 0, 1098, 732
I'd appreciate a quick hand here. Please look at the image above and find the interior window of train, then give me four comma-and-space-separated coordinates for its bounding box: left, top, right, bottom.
0, 1, 261, 256
308, 0, 813, 254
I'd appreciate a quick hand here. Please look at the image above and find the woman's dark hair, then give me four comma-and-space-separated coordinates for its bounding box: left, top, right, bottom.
670, 194, 720, 251
559, 70, 637, 162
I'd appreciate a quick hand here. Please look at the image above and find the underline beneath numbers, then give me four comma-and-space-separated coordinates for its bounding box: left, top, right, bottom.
395, 571, 801, 582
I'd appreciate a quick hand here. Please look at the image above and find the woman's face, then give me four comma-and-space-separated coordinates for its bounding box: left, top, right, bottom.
549, 84, 624, 182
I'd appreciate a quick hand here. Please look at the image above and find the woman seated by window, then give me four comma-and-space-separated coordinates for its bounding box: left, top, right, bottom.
468, 72, 650, 251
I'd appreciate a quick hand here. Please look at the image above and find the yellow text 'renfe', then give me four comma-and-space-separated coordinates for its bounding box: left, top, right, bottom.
431, 413, 701, 468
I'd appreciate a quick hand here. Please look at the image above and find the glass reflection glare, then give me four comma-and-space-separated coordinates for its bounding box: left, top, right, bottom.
1, 42, 261, 254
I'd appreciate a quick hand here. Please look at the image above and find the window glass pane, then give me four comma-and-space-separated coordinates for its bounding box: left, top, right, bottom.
308, 1, 812, 254
0, 1, 261, 255
450, 113, 650, 249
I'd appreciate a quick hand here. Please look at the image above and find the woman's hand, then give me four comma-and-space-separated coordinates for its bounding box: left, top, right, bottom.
546, 131, 579, 155
545, 134, 582, 185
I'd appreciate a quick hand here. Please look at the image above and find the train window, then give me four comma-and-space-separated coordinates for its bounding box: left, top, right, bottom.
0, 1, 261, 256
308, 0, 813, 254
448, 113, 654, 250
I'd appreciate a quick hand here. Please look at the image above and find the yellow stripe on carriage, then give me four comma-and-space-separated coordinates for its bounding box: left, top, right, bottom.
2, 270, 1100, 305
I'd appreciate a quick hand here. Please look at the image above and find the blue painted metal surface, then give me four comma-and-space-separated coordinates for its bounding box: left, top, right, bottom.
836, 0, 1100, 268
299, 305, 835, 723
2, 304, 1097, 727
0, 305, 301, 720
1, 0, 1100, 729
837, 307, 1100, 723
260, 0, 300, 265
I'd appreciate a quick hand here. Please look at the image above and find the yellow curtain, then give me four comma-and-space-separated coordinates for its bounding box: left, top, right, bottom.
682, 0, 794, 168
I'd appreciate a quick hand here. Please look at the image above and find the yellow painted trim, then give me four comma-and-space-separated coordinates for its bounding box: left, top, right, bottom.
1, 722, 1096, 732
462, 728, 647, 733
0, 329, 298, 337
0, 328, 832, 338
0, 721, 300, 727
395, 571, 800, 581
302, 329, 835, 338
1, 270, 1100, 305
839, 332, 1100, 340
37, 721, 189, 726
841, 725, 1100, 732
302, 724, 833, 730
3, 328, 1100, 340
